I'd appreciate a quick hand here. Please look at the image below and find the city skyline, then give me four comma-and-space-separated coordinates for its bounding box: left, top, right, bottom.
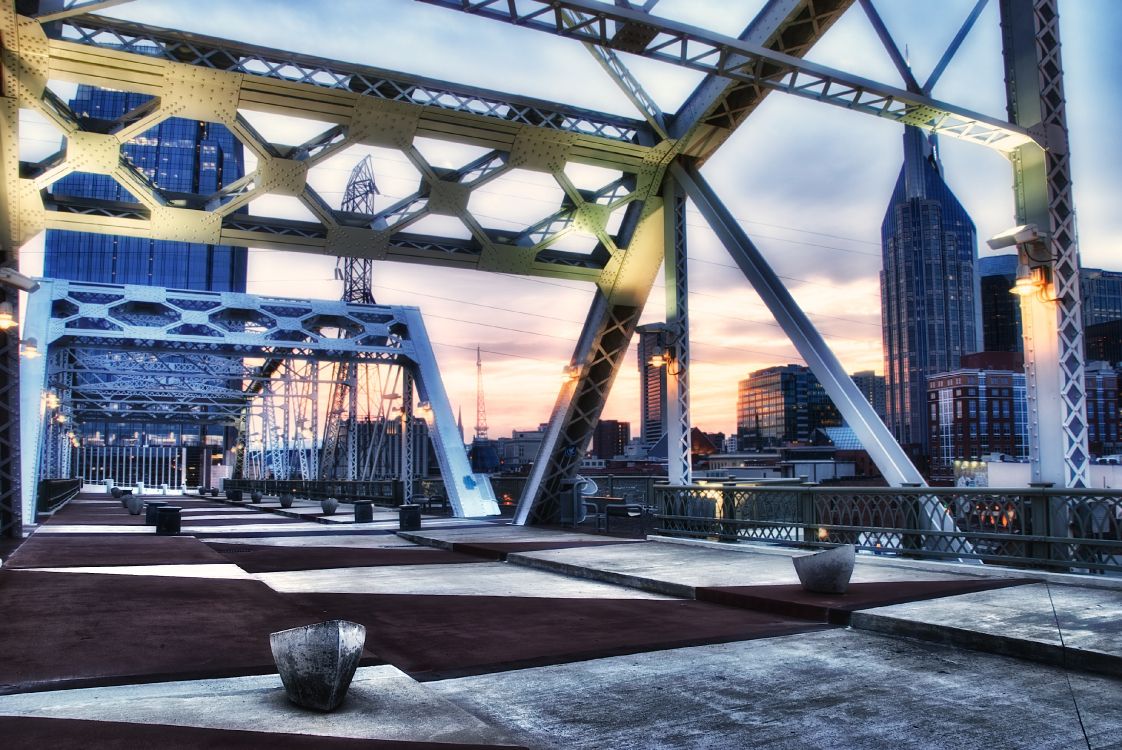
16, 0, 1122, 439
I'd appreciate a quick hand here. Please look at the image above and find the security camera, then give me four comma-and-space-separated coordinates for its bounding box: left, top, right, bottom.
986, 224, 1041, 251
0, 268, 40, 293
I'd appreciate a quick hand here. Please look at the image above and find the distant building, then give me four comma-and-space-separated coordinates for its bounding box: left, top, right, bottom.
980, 256, 1122, 361
469, 438, 501, 474
635, 324, 668, 450
736, 364, 841, 448
978, 254, 1023, 353
927, 352, 1027, 482
1085, 362, 1120, 458
495, 425, 547, 471
1086, 320, 1122, 367
881, 127, 980, 460
591, 420, 630, 460
1081, 268, 1122, 328
927, 352, 1120, 481
850, 370, 887, 421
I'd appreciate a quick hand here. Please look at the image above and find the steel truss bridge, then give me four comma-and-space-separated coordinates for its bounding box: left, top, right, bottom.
18, 278, 498, 523
0, 0, 1089, 535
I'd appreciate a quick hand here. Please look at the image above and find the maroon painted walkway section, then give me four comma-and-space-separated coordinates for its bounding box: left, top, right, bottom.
0, 716, 528, 749
290, 592, 828, 680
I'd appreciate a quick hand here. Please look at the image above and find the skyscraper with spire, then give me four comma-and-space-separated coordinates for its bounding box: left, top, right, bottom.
880, 127, 980, 462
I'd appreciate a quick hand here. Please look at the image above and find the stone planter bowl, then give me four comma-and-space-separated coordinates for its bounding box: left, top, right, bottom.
792, 544, 856, 594
321, 496, 339, 516
126, 494, 144, 515
279, 492, 294, 508
270, 620, 366, 711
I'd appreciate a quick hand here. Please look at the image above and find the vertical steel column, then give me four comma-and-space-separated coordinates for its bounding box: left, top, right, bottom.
516, 198, 666, 525
663, 176, 692, 485
400, 368, 414, 503
345, 363, 358, 481
0, 4, 23, 536
1000, 0, 1088, 488
0, 289, 19, 536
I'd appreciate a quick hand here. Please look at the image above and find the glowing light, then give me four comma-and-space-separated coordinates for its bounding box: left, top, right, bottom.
0, 302, 15, 330
1010, 264, 1043, 297
20, 338, 40, 359
817, 527, 829, 541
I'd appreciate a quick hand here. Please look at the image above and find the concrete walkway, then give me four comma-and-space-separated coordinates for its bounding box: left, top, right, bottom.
1, 492, 1120, 749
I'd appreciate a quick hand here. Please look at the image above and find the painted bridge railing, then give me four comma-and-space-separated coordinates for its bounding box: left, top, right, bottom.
653, 484, 1122, 574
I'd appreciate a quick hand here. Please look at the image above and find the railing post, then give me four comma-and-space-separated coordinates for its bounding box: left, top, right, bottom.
718, 482, 737, 542
901, 483, 923, 553
800, 483, 817, 544
1027, 482, 1052, 562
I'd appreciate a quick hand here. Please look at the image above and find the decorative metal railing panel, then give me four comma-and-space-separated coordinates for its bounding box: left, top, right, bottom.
653, 484, 1122, 574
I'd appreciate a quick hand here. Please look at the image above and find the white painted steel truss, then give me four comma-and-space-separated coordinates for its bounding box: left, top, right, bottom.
0, 0, 1088, 532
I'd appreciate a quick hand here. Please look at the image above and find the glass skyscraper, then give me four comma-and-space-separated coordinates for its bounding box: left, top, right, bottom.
636, 323, 667, 450
880, 127, 980, 461
736, 364, 841, 448
978, 254, 1023, 354
45, 85, 247, 291
43, 86, 247, 460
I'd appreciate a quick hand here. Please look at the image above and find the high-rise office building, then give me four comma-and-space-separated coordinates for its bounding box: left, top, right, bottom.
636, 323, 667, 450
43, 85, 248, 477
736, 364, 841, 448
880, 128, 980, 460
978, 254, 1023, 353
591, 419, 630, 460
850, 370, 887, 421
45, 86, 247, 292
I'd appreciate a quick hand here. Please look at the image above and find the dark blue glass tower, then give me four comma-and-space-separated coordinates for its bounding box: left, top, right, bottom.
45, 86, 246, 291
881, 127, 980, 460
44, 86, 247, 453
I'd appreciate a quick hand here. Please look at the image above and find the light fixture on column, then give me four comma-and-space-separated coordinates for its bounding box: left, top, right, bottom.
20, 337, 40, 359
0, 301, 15, 330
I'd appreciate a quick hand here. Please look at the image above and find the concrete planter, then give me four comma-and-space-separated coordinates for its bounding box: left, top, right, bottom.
792, 544, 856, 594
321, 497, 339, 516
126, 494, 144, 515
251, 491, 263, 504
270, 620, 366, 711
279, 493, 294, 508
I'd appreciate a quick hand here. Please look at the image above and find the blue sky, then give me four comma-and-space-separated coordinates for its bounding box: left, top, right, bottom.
21, 0, 1122, 437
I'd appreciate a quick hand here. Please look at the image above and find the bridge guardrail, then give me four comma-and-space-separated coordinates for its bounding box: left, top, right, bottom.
653, 483, 1122, 574
36, 478, 83, 519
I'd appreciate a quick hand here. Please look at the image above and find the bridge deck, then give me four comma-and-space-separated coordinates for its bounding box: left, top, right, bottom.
0, 492, 1119, 748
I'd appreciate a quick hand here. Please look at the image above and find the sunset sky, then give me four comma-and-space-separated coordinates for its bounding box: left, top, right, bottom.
18, 0, 1122, 439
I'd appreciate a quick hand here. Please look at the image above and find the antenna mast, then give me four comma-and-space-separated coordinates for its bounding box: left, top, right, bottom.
474, 346, 488, 440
